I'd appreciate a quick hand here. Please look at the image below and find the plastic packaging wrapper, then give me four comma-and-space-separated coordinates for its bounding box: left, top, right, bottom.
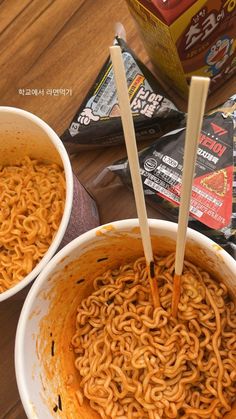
61, 36, 184, 151
106, 95, 236, 258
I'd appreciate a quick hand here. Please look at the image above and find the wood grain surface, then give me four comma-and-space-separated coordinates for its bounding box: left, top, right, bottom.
0, 1, 235, 418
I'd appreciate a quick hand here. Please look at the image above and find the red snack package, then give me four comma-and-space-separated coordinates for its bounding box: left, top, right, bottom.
126, 0, 236, 97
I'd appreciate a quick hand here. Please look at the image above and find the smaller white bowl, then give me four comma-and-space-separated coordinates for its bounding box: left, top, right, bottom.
0, 107, 73, 301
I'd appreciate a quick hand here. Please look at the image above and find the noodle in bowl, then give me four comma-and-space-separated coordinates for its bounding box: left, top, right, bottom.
0, 107, 73, 301
15, 219, 236, 419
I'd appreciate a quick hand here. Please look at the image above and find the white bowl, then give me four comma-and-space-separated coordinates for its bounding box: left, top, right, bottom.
0, 107, 73, 301
15, 219, 236, 418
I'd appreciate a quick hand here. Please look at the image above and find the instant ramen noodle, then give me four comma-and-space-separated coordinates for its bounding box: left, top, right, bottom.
0, 156, 65, 292
72, 253, 236, 418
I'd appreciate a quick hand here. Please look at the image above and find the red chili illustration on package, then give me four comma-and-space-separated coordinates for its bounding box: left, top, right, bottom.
161, 121, 233, 230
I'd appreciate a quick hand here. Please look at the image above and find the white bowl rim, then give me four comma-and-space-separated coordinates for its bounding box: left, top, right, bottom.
15, 218, 236, 418
0, 106, 73, 301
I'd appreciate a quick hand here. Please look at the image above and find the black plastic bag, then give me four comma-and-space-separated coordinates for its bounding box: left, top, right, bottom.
108, 95, 236, 258
61, 37, 184, 151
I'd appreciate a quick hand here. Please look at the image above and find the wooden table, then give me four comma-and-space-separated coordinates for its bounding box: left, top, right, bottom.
0, 1, 235, 418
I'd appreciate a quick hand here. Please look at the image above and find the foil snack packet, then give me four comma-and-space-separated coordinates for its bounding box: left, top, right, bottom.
61, 37, 184, 151
108, 95, 236, 258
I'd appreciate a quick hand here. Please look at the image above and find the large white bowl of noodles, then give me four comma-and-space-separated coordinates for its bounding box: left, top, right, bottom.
0, 107, 73, 302
15, 219, 236, 419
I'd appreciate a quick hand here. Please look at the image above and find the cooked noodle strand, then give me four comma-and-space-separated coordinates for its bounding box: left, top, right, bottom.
72, 255, 236, 418
0, 156, 65, 292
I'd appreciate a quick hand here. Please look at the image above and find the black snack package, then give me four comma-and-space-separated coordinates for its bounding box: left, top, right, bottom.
61, 37, 185, 151
108, 95, 236, 258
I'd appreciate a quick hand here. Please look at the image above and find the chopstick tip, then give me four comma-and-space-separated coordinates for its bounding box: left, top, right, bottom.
109, 45, 120, 52
191, 75, 210, 88
149, 261, 155, 279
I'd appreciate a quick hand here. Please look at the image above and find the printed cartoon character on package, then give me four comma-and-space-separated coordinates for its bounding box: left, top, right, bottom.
126, 0, 236, 96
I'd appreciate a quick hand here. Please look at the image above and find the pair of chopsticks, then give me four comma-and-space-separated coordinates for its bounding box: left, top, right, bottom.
110, 46, 209, 316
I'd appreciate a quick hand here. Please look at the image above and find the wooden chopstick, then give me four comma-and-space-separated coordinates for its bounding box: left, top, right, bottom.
171, 76, 210, 317
110, 45, 160, 308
